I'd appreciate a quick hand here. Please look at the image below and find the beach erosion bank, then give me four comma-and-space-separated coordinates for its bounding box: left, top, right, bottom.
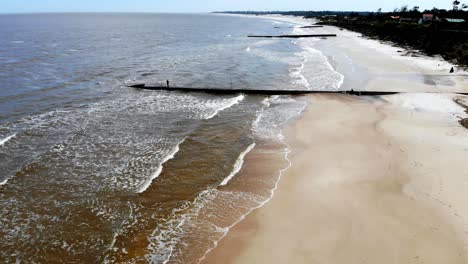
203, 16, 468, 263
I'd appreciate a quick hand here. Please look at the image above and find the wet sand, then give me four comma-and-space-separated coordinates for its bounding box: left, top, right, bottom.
203, 16, 468, 264
204, 94, 468, 264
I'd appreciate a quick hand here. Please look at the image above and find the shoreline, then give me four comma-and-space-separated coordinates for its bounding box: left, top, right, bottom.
202, 15, 468, 263
205, 93, 468, 264
250, 14, 468, 91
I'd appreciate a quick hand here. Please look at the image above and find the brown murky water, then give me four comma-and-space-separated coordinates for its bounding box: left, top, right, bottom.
0, 13, 329, 263
0, 93, 306, 263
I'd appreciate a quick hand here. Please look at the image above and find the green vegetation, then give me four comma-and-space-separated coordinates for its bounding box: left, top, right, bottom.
315, 5, 468, 67
214, 11, 371, 17
218, 2, 468, 68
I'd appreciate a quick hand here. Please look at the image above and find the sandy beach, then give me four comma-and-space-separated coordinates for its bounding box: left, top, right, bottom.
203, 16, 468, 263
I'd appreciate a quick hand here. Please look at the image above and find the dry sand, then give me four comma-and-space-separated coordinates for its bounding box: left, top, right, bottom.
203, 16, 468, 264
252, 14, 468, 92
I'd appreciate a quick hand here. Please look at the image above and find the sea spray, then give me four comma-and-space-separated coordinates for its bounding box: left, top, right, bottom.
137, 138, 187, 194
142, 95, 308, 263
204, 94, 245, 120
145, 189, 218, 263
197, 145, 293, 264
136, 94, 245, 193
0, 14, 321, 263
290, 26, 344, 90
198, 99, 308, 263
0, 134, 18, 186
0, 134, 16, 147
0, 178, 9, 186
219, 143, 256, 186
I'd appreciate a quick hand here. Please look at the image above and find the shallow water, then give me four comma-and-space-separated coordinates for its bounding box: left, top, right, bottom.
0, 13, 341, 263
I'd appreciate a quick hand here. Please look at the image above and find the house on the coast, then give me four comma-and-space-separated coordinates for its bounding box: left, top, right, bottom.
422, 13, 434, 21
418, 13, 442, 24
400, 17, 413, 23
390, 16, 415, 23
443, 18, 466, 23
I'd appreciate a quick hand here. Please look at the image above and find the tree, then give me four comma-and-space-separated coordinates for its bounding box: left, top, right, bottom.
462, 3, 468, 10
400, 5, 409, 12
453, 0, 461, 10
412, 6, 420, 12
377, 8, 382, 13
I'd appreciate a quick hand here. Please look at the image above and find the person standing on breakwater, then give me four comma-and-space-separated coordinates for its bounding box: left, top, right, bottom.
166, 80, 170, 88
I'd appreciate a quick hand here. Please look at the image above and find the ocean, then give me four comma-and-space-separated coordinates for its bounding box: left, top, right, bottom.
0, 13, 342, 263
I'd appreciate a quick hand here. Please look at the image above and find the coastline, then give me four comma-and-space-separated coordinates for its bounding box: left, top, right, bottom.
202, 15, 468, 263
234, 13, 468, 91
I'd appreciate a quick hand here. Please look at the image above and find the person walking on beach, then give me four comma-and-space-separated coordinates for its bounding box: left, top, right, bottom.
450, 67, 454, 73
166, 80, 170, 88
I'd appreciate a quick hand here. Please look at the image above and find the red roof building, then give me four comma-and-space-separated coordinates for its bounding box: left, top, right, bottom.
423, 14, 434, 21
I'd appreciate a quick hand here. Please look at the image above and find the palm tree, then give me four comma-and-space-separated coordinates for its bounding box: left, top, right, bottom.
453, 0, 461, 10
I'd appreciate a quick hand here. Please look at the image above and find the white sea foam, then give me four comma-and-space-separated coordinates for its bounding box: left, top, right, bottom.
136, 138, 186, 194
0, 178, 9, 186
102, 203, 138, 264
260, 96, 273, 107
219, 143, 256, 186
264, 14, 467, 76
290, 60, 311, 88
253, 96, 307, 140
198, 96, 307, 263
198, 136, 297, 264
286, 26, 344, 91
144, 94, 308, 264
94, 92, 244, 121
0, 134, 16, 147
204, 94, 244, 119
197, 96, 308, 263
145, 189, 218, 263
